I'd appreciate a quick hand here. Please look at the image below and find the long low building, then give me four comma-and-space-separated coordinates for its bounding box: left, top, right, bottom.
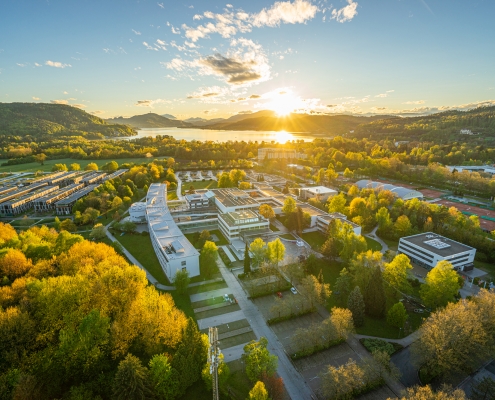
398, 232, 475, 271
103, 169, 128, 181
146, 183, 200, 281
355, 180, 423, 200
218, 209, 270, 243
33, 183, 85, 213
55, 184, 100, 215
0, 185, 59, 216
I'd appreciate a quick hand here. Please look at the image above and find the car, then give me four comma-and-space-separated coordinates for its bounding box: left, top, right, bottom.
290, 287, 297, 295
276, 292, 283, 298
223, 294, 230, 302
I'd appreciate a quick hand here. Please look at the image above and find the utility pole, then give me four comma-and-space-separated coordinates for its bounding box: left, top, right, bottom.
208, 327, 220, 400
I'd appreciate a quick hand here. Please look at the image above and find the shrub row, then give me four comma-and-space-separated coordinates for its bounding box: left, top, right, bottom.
217, 247, 232, 268
360, 338, 403, 356
290, 338, 345, 360
267, 307, 315, 325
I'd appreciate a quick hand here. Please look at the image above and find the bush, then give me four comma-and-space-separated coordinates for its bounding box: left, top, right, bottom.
361, 338, 400, 356
141, 231, 149, 236
217, 247, 232, 268
408, 277, 421, 288
267, 307, 315, 325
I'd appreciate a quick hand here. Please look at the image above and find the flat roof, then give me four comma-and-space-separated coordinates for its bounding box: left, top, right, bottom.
55, 184, 100, 206
212, 188, 259, 208
317, 213, 360, 228
34, 183, 84, 203
400, 233, 474, 257
219, 209, 265, 227
301, 186, 338, 195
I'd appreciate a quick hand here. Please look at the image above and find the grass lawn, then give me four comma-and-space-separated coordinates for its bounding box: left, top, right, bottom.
378, 236, 399, 251
364, 236, 383, 252
0, 157, 152, 173
356, 317, 403, 339
167, 291, 196, 322
181, 180, 218, 193
184, 229, 229, 249
195, 304, 241, 320
225, 360, 252, 400
269, 223, 280, 232
475, 259, 495, 280
279, 233, 295, 240
301, 231, 326, 250
116, 233, 170, 285
167, 191, 178, 201
188, 281, 228, 294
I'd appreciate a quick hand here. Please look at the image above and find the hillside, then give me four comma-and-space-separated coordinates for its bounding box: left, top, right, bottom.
0, 102, 136, 137
353, 106, 495, 141
107, 113, 192, 128
201, 112, 386, 134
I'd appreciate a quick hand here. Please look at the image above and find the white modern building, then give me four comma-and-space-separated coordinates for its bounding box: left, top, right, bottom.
146, 184, 200, 280
212, 188, 259, 214
398, 233, 475, 271
299, 186, 338, 202
184, 190, 215, 209
355, 180, 423, 200
258, 148, 306, 162
218, 209, 269, 244
129, 202, 147, 223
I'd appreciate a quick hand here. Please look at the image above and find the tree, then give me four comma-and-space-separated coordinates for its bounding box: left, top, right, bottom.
320, 237, 339, 261
112, 196, 123, 209
239, 181, 251, 190
259, 204, 275, 220
202, 352, 230, 393
394, 215, 412, 238
229, 169, 246, 186
347, 286, 365, 327
89, 223, 106, 240
387, 302, 408, 329
200, 241, 218, 278
301, 274, 331, 308
217, 172, 232, 188
148, 354, 179, 399
112, 354, 154, 400
343, 168, 354, 178
330, 307, 354, 340
267, 238, 285, 267
120, 221, 136, 233
250, 238, 267, 267
282, 196, 297, 214
242, 337, 278, 382
85, 163, 98, 171
34, 153, 47, 165
392, 386, 467, 400
420, 261, 461, 309
173, 269, 190, 294
384, 254, 413, 295
52, 163, 68, 172
376, 207, 392, 232
283, 261, 304, 285
196, 230, 212, 249
327, 193, 347, 214
0, 249, 33, 281
348, 185, 359, 197
244, 243, 251, 274
69, 163, 80, 171
471, 377, 495, 400
103, 161, 119, 172
248, 381, 269, 400
59, 218, 76, 233
364, 266, 386, 318
334, 267, 353, 305
261, 372, 284, 400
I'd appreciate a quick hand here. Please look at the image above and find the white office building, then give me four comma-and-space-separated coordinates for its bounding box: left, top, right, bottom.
146, 184, 200, 281
398, 233, 475, 271
299, 186, 338, 202
217, 209, 269, 243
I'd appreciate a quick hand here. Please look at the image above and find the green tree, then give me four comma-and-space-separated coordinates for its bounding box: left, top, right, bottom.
112, 354, 154, 400
217, 172, 232, 188
229, 169, 246, 186
69, 163, 81, 171
471, 377, 495, 400
248, 381, 269, 400
394, 386, 467, 400
301, 274, 332, 308
420, 260, 461, 309
282, 196, 297, 214
103, 161, 119, 172
383, 254, 413, 296
196, 230, 211, 249
394, 215, 412, 238
85, 162, 98, 171
267, 238, 285, 267
387, 302, 408, 329
148, 354, 179, 399
376, 207, 392, 232
173, 269, 190, 295
89, 223, 106, 240
244, 243, 251, 274
327, 193, 347, 214
334, 267, 353, 305
347, 286, 365, 327
364, 266, 386, 318
250, 238, 267, 267
60, 219, 77, 233
242, 337, 278, 382
200, 241, 218, 278
34, 153, 47, 165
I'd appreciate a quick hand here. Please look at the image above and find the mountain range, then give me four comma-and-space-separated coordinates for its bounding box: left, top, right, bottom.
106, 113, 192, 128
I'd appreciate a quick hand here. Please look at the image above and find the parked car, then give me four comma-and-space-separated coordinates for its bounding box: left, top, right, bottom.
290, 287, 297, 295
276, 292, 283, 298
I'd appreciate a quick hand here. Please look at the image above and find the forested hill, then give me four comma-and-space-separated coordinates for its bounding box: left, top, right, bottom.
353, 106, 495, 141
0, 103, 136, 138
200, 112, 387, 134
106, 113, 193, 128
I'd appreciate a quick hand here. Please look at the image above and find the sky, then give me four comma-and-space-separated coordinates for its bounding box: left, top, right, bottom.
1, 0, 495, 120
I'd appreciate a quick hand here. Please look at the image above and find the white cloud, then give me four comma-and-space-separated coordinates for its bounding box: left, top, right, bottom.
32, 97, 40, 101
50, 99, 69, 105
403, 100, 425, 105
193, 14, 203, 20
16, 63, 26, 67
142, 42, 159, 51
63, 91, 68, 94
132, 29, 141, 35
171, 26, 181, 34
252, 0, 318, 27
45, 60, 71, 68
135, 99, 171, 108
134, 66, 141, 70
226, 4, 233, 8
163, 58, 197, 71
71, 104, 86, 109
34, 63, 42, 67
331, 0, 358, 23
375, 93, 387, 98
90, 110, 105, 115
157, 2, 164, 9
386, 90, 394, 93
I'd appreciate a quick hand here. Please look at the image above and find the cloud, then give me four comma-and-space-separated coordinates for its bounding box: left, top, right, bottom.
157, 2, 164, 8
249, 94, 261, 99
252, 0, 318, 27
32, 97, 40, 101
331, 0, 358, 23
171, 26, 181, 34
16, 63, 26, 67
193, 14, 203, 20
142, 42, 159, 51
34, 62, 42, 67
63, 91, 68, 94
203, 109, 218, 115
201, 55, 262, 84
403, 100, 426, 105
132, 29, 141, 35
45, 60, 71, 68
386, 90, 395, 93
326, 104, 336, 107
186, 86, 235, 103
135, 99, 170, 108
71, 104, 86, 109
50, 100, 69, 105
375, 93, 388, 98
90, 110, 104, 115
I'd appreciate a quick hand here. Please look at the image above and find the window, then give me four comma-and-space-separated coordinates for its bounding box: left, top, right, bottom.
181, 261, 186, 266
182, 267, 187, 271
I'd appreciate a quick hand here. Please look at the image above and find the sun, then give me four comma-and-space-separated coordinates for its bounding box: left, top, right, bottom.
265, 90, 300, 116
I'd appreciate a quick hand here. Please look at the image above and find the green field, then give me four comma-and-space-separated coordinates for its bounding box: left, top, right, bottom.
0, 157, 154, 173
116, 233, 170, 285
301, 231, 327, 250
181, 180, 218, 193
364, 236, 383, 252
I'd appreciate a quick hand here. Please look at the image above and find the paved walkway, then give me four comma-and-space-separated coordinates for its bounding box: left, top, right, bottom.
365, 226, 389, 253
176, 177, 184, 200
190, 288, 231, 303
216, 258, 314, 400
197, 310, 246, 330
223, 343, 247, 363
354, 329, 422, 347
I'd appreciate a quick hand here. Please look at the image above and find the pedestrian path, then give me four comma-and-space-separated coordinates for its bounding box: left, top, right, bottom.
197, 310, 246, 330
220, 245, 236, 263
354, 329, 422, 347
190, 288, 231, 303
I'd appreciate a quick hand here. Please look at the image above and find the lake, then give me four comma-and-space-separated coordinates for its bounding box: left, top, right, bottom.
126, 127, 319, 143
